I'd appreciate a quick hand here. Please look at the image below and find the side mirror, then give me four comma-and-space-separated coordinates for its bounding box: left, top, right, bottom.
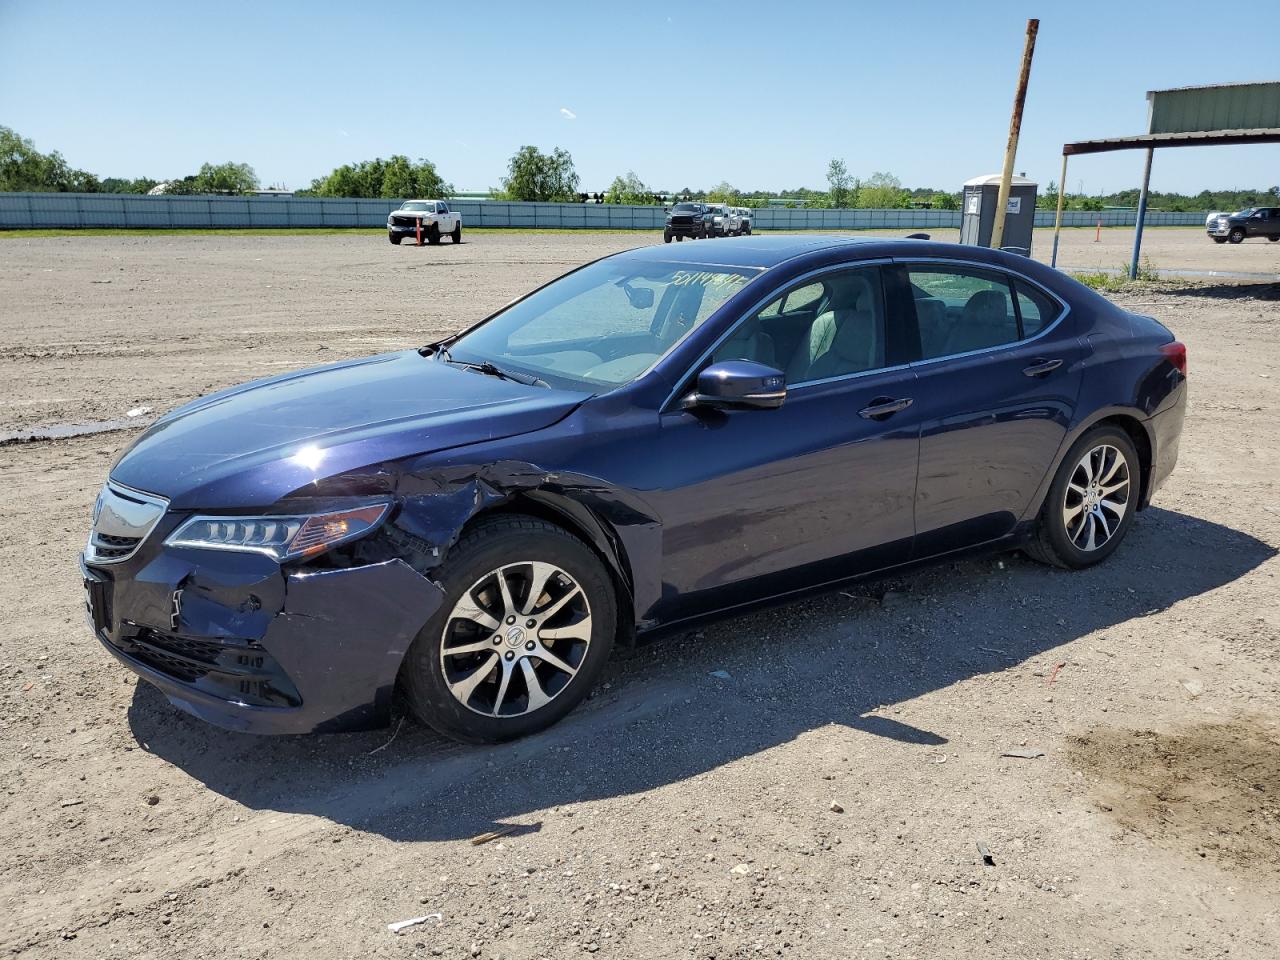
690, 360, 786, 410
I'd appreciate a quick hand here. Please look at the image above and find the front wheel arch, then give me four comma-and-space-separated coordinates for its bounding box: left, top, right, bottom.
457, 497, 637, 646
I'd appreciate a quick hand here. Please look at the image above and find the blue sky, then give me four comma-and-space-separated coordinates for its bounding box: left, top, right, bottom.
2, 0, 1278, 195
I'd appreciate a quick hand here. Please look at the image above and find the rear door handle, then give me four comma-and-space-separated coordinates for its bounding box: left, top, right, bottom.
1022, 358, 1063, 377
858, 396, 913, 420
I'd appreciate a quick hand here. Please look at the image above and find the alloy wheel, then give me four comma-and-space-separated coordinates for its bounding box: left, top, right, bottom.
440, 561, 593, 717
1062, 443, 1131, 552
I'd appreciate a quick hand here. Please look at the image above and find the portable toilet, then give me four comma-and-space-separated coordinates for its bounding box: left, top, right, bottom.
959, 174, 1037, 254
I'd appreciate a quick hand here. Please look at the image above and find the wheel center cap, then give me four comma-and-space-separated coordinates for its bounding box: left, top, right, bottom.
505, 625, 526, 648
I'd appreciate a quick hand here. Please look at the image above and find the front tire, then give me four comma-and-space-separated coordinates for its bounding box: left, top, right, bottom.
1229, 228, 1245, 244
664, 228, 672, 243
1269, 236, 1279, 242
1025, 425, 1139, 570
389, 233, 402, 245
401, 516, 617, 743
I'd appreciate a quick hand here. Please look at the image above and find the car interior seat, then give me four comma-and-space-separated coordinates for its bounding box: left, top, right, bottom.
789, 275, 880, 382
717, 316, 777, 367
945, 289, 1013, 354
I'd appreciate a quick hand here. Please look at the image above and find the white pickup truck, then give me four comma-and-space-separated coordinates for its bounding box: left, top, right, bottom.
387, 200, 462, 245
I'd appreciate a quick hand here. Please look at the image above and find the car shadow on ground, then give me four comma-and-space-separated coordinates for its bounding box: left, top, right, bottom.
128, 506, 1274, 842
1167, 280, 1280, 300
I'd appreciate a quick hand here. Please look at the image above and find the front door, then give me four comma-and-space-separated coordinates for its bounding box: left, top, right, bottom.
651, 264, 921, 620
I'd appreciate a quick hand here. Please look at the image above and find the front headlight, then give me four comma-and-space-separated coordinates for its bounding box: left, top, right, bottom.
166, 503, 390, 561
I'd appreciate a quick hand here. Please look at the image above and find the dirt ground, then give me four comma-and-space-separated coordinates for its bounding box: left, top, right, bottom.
1, 228, 1278, 959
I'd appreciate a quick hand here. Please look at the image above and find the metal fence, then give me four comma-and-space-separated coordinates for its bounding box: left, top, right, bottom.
0, 191, 1212, 231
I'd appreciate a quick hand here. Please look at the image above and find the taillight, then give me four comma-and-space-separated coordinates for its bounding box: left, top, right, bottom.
1160, 341, 1187, 375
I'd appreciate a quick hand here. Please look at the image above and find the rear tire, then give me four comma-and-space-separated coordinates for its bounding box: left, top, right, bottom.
427, 224, 441, 245
1228, 228, 1245, 244
401, 516, 617, 743
1269, 236, 1279, 242
1025, 425, 1139, 570
451, 223, 462, 244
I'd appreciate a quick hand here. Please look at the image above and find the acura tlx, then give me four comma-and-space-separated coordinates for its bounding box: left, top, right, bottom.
82, 235, 1186, 742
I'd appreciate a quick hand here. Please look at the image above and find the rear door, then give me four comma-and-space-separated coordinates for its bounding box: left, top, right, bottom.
894, 260, 1085, 556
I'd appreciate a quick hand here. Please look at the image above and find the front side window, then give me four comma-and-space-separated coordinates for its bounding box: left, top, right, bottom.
448, 258, 759, 389
438, 202, 449, 214
713, 267, 886, 383
908, 266, 1018, 359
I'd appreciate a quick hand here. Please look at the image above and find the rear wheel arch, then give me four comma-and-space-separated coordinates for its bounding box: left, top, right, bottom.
1094, 414, 1153, 508
1026, 409, 1155, 523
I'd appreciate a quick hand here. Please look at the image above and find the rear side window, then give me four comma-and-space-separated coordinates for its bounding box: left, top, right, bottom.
907, 266, 1018, 359
1013, 280, 1061, 337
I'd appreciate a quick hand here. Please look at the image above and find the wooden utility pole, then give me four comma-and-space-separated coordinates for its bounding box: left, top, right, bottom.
990, 18, 1039, 250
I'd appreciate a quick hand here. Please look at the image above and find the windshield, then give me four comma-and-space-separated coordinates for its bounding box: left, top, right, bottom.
400, 201, 433, 211
446, 257, 760, 389
672, 203, 699, 212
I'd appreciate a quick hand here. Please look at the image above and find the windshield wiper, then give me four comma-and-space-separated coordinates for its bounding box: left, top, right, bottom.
440, 352, 548, 388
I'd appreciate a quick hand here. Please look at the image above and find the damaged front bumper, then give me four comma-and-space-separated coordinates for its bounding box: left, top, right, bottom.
82, 545, 444, 734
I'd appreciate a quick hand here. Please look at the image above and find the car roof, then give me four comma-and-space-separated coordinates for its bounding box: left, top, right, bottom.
609, 234, 1061, 277
611, 234, 895, 269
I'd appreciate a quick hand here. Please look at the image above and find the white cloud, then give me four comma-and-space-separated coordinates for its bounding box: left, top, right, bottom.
559, 107, 577, 120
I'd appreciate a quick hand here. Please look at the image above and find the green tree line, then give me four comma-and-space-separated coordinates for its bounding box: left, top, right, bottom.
6, 127, 1277, 211
1, 126, 260, 195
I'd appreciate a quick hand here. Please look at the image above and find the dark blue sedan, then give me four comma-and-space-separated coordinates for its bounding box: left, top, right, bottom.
82, 236, 1187, 741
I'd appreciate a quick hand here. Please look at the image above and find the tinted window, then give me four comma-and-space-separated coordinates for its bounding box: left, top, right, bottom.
714, 268, 886, 383
438, 202, 449, 214
908, 266, 1018, 359
1013, 280, 1061, 337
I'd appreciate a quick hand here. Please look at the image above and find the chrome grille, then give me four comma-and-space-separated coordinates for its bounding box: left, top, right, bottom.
86, 482, 169, 564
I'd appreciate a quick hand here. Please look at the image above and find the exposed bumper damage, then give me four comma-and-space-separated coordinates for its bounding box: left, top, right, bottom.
89, 551, 444, 735
89, 457, 661, 734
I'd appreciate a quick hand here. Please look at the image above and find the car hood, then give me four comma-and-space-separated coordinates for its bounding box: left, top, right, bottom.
110, 350, 588, 509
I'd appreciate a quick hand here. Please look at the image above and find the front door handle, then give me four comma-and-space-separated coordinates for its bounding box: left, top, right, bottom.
858, 396, 913, 420
1022, 358, 1063, 377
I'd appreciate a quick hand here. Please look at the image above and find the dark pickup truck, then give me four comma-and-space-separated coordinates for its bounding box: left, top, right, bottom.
1206, 207, 1280, 244
664, 202, 715, 242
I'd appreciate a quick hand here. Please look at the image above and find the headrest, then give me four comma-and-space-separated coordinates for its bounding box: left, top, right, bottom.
827, 274, 873, 312
963, 289, 1008, 322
